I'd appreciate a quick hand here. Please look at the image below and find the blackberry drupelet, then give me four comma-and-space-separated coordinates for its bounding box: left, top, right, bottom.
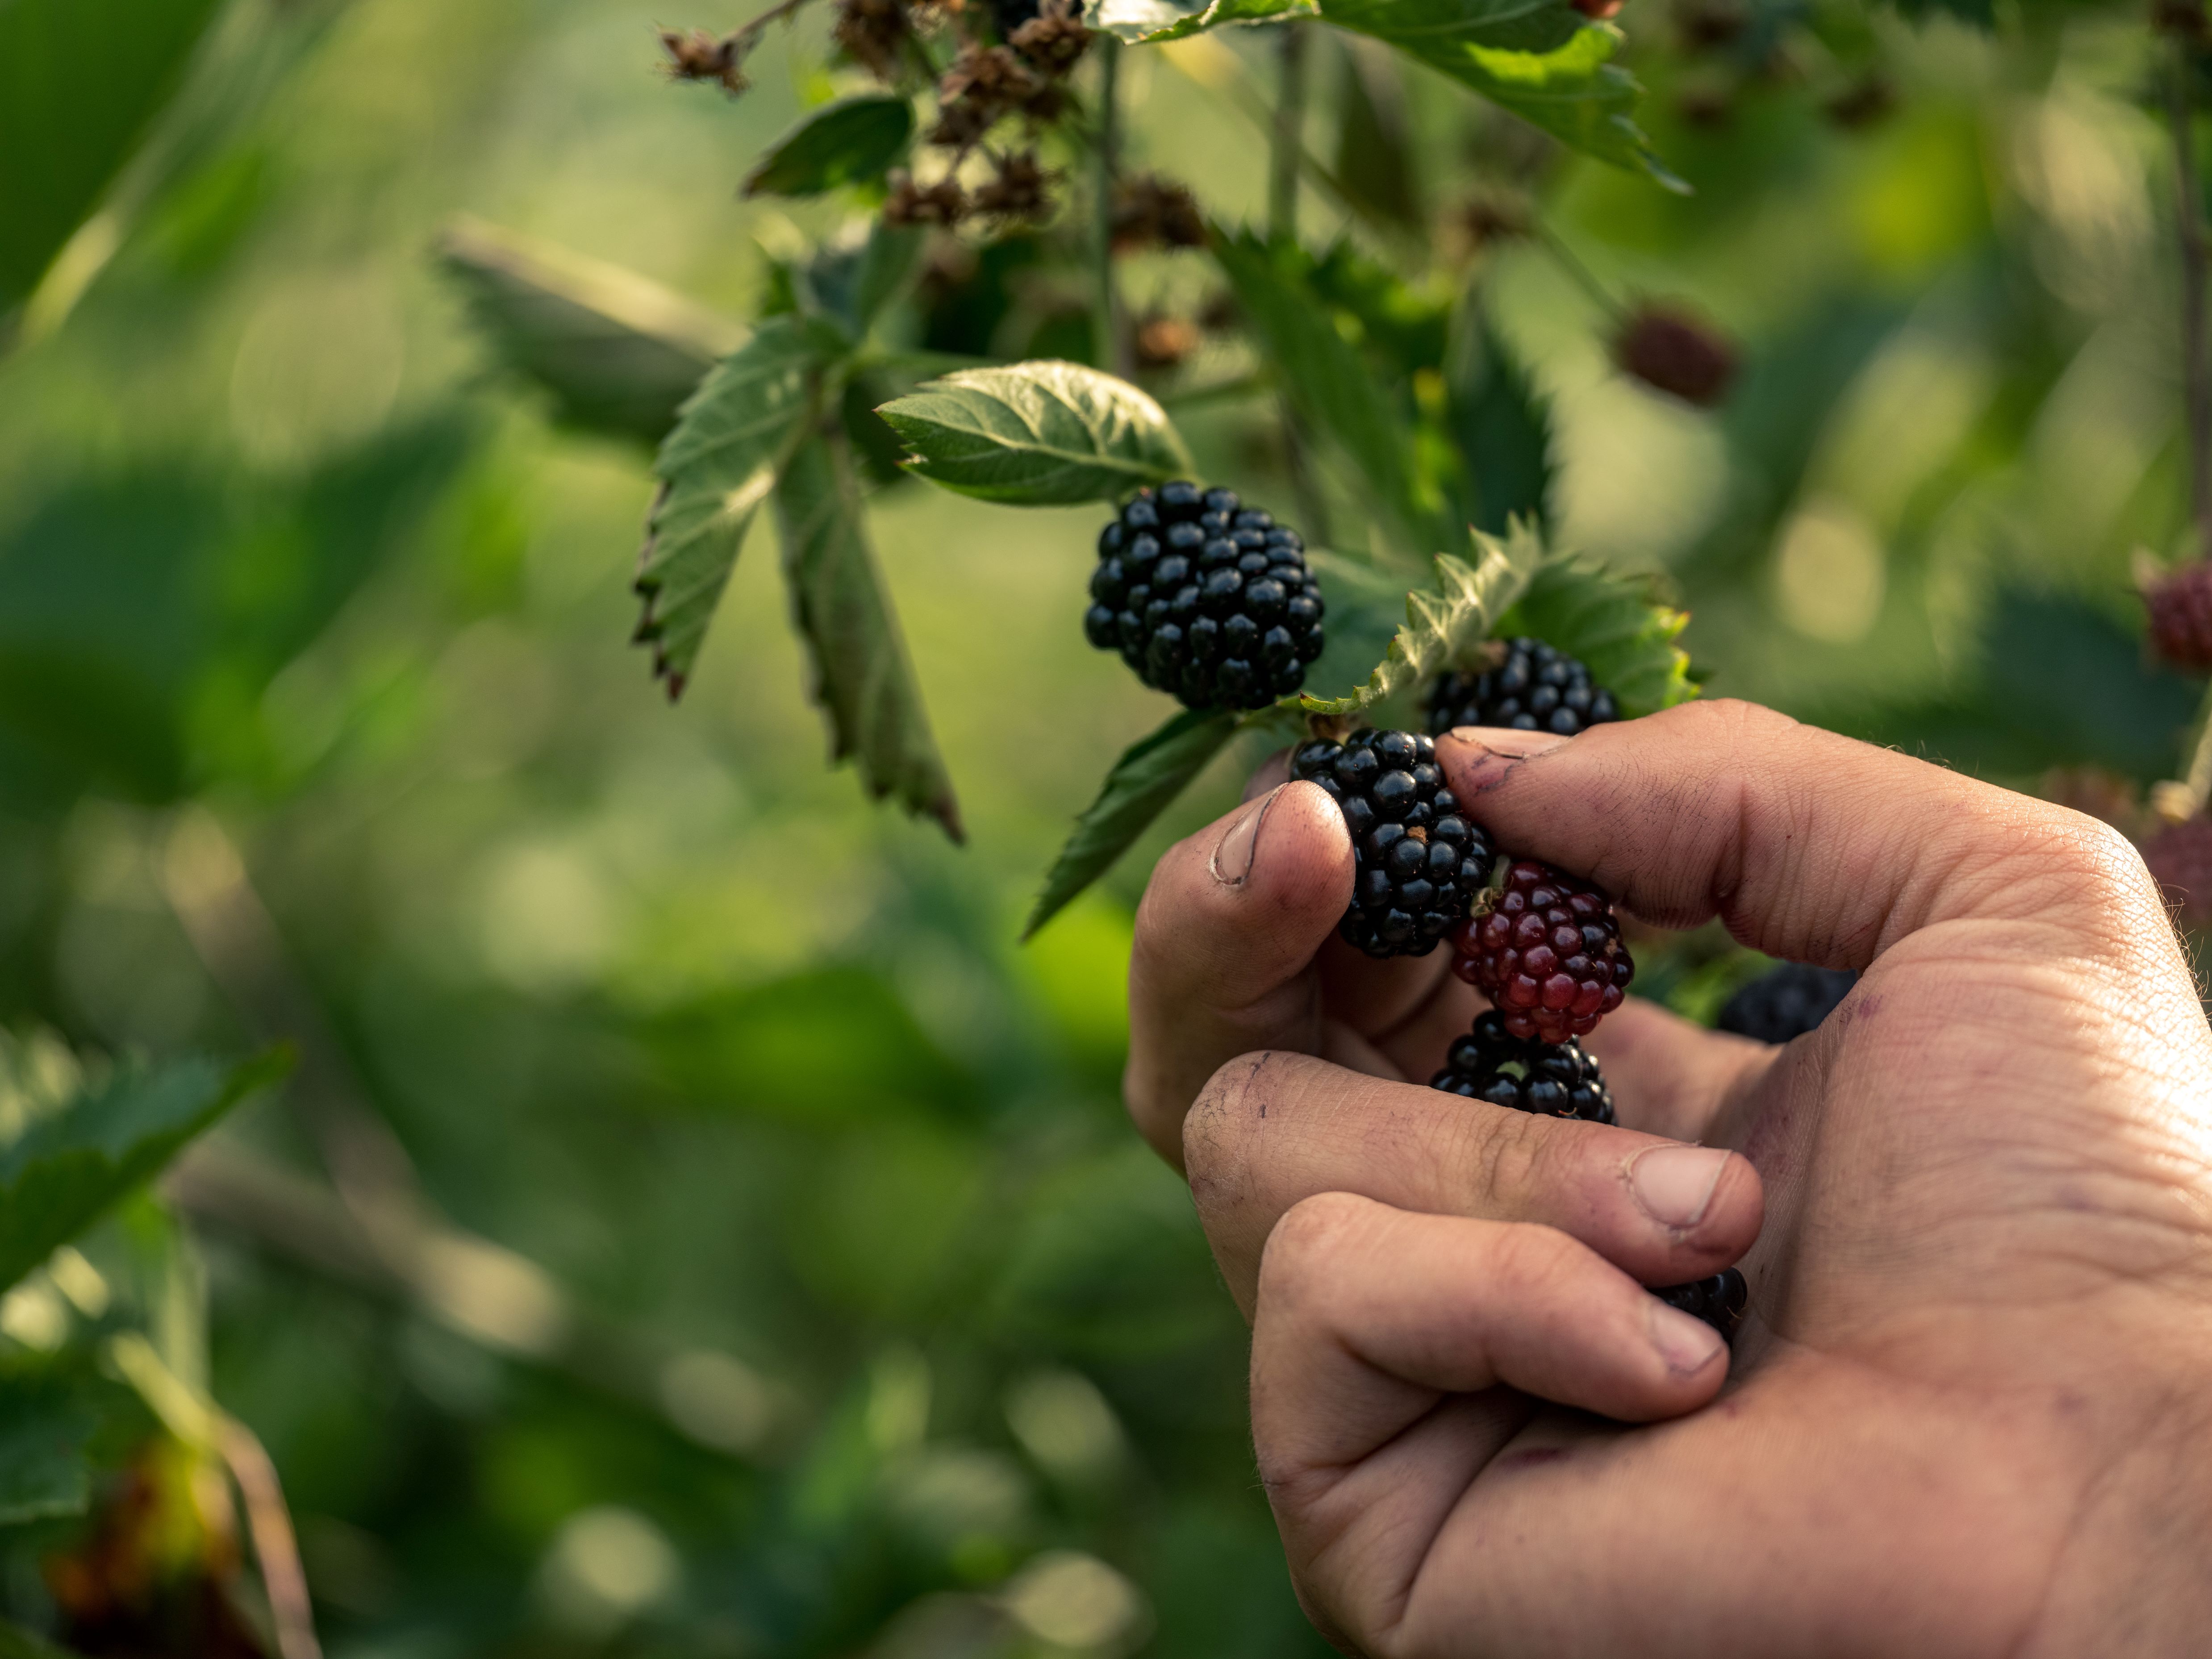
1291, 728, 1490, 957
1450, 860, 1633, 1043
1653, 1268, 1748, 1342
1431, 1010, 1615, 1124
1084, 482, 1326, 711
1426, 637, 1619, 738
1715, 962, 1857, 1044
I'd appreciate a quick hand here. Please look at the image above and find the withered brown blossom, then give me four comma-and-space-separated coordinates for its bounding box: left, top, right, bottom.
1824, 74, 1895, 130
1009, 0, 1092, 75
1110, 174, 1206, 252
939, 42, 1043, 105
834, 0, 910, 80
1134, 314, 1201, 369
1457, 192, 1531, 249
659, 26, 748, 95
885, 170, 970, 226
972, 150, 1056, 220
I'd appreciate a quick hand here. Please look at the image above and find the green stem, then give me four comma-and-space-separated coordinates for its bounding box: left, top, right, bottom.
1270, 24, 1308, 244
1534, 220, 1626, 323
1093, 38, 1128, 377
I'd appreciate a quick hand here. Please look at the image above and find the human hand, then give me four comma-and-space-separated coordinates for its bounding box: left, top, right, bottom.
1125, 700, 2212, 1656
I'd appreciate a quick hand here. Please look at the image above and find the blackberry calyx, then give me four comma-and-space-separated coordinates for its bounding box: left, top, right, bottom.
1291, 728, 1491, 958
1715, 962, 1857, 1045
1653, 1268, 1748, 1342
1085, 481, 1326, 711
1427, 637, 1619, 738
1450, 859, 1633, 1043
1431, 1009, 1615, 1124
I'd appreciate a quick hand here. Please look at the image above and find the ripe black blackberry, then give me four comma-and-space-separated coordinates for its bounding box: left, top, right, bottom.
1715, 963, 1856, 1044
1291, 728, 1490, 957
1426, 638, 1618, 738
1084, 482, 1326, 711
1431, 1010, 1615, 1124
1653, 1268, 1748, 1342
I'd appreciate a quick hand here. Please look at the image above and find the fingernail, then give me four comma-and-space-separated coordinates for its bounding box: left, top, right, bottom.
1627, 1145, 1732, 1230
1447, 726, 1572, 760
1647, 1301, 1726, 1376
1211, 785, 1284, 887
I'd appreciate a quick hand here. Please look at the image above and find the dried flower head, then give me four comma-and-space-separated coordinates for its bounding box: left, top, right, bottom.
1458, 192, 1531, 249
1677, 85, 1734, 129
1110, 174, 1206, 252
885, 170, 970, 226
1674, 0, 1746, 50
659, 26, 747, 95
1824, 75, 1895, 130
972, 150, 1056, 221
1010, 0, 1093, 75
939, 42, 1044, 105
834, 0, 910, 80
1614, 304, 1737, 408
1134, 314, 1202, 369
1018, 78, 1071, 124
928, 97, 999, 147
2154, 0, 2211, 41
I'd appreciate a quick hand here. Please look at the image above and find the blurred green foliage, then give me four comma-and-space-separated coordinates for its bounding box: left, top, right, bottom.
0, 0, 2206, 1652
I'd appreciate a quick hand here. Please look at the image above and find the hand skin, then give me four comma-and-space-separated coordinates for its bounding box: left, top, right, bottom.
1124, 699, 2212, 1659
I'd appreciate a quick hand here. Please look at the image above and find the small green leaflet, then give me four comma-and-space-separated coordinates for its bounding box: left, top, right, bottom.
878, 360, 1193, 505
1024, 708, 1241, 939
743, 96, 915, 199
1293, 523, 1545, 716
0, 1050, 288, 1295
636, 315, 841, 696
1085, 0, 1315, 44
1494, 557, 1694, 717
774, 432, 964, 842
438, 217, 744, 446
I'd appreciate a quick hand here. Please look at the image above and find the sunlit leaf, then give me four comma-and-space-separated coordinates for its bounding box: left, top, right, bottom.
438, 217, 744, 445
0, 0, 227, 312
773, 431, 963, 841
1085, 0, 1315, 44
1495, 557, 1694, 717
878, 361, 1193, 504
636, 316, 843, 696
1024, 709, 1242, 939
0, 1050, 288, 1295
744, 96, 915, 198
1294, 524, 1544, 715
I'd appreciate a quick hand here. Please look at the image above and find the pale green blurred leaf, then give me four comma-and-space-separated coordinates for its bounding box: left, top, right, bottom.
878, 361, 1192, 504
439, 217, 744, 446
0, 1368, 120, 1527
743, 96, 914, 198
1496, 557, 1694, 717
637, 316, 843, 694
773, 431, 963, 840
1085, 0, 1315, 45
1025, 709, 1241, 939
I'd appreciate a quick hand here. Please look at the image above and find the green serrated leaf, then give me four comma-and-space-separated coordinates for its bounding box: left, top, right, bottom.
636, 316, 844, 695
1448, 312, 1553, 536
1317, 0, 1678, 188
438, 217, 744, 446
1212, 229, 1446, 556
774, 430, 963, 842
1495, 557, 1694, 717
878, 361, 1193, 504
0, 1050, 288, 1296
799, 221, 925, 342
744, 96, 915, 198
1085, 0, 1315, 44
1024, 708, 1242, 939
0, 0, 228, 310
1294, 523, 1545, 716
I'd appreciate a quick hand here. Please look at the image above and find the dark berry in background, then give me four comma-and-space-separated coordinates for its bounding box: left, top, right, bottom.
1653, 1268, 1748, 1342
1614, 304, 1737, 408
2145, 561, 2212, 673
1451, 860, 1633, 1043
1715, 962, 1857, 1044
1292, 728, 1490, 958
1427, 638, 1619, 738
1085, 482, 1326, 712
1432, 1009, 1615, 1124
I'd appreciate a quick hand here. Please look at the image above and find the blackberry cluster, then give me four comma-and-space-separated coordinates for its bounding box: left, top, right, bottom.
1085, 483, 1326, 711
1653, 1268, 1748, 1342
1291, 729, 1490, 958
1430, 1010, 1615, 1124
1426, 638, 1619, 738
1715, 963, 1856, 1044
1451, 860, 1633, 1043
2146, 560, 2212, 674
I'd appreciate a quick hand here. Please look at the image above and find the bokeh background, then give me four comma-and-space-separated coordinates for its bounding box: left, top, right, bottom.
0, 0, 2204, 1652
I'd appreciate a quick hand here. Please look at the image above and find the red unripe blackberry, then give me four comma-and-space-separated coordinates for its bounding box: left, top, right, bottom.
1085, 482, 1326, 710
1427, 637, 1619, 738
2144, 814, 2212, 927
1614, 305, 1736, 408
1431, 1010, 1615, 1124
1292, 728, 1492, 957
1654, 1268, 1748, 1342
1450, 860, 1633, 1042
2145, 561, 2212, 674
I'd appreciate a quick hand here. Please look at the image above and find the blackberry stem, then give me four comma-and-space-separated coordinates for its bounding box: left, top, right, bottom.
1091, 38, 1130, 376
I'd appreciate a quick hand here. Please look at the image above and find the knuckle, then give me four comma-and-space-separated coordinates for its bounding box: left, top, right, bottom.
1257, 1190, 1376, 1307
1461, 1106, 1553, 1208
1184, 1049, 1281, 1191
